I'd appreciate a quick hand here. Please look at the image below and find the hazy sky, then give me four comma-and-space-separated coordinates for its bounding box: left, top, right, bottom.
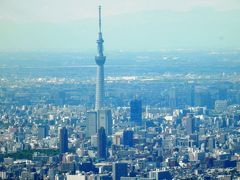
0, 0, 240, 51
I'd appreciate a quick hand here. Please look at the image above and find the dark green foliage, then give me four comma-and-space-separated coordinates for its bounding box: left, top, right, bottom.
4, 149, 59, 160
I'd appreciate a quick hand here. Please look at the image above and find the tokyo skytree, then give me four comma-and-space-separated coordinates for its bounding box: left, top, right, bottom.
95, 6, 106, 110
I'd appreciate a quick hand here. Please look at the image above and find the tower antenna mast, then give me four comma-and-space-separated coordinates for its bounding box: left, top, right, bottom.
99, 5, 102, 33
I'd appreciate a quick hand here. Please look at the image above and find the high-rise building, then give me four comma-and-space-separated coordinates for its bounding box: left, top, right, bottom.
112, 162, 128, 180
95, 6, 106, 110
87, 111, 98, 137
98, 109, 112, 135
130, 99, 142, 125
97, 127, 107, 159
123, 129, 134, 147
37, 125, 48, 139
87, 109, 112, 137
206, 135, 216, 151
59, 127, 68, 154
186, 116, 196, 135
112, 132, 122, 145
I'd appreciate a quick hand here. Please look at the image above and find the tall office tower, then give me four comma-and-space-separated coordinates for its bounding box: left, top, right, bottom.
86, 111, 98, 137
95, 6, 106, 110
130, 99, 142, 125
186, 116, 196, 135
59, 127, 68, 153
97, 127, 107, 159
112, 162, 128, 180
206, 135, 216, 151
123, 129, 134, 147
37, 125, 48, 139
98, 109, 112, 135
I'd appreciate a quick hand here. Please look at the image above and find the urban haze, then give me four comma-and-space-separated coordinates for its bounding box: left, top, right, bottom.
0, 1, 240, 180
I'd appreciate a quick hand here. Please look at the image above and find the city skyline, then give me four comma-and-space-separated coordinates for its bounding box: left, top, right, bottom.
0, 2, 240, 180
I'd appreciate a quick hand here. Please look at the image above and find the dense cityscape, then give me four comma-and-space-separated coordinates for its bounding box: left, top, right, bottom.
1, 4, 240, 180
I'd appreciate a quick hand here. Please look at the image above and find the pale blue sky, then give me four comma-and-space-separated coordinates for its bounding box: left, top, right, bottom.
0, 0, 240, 51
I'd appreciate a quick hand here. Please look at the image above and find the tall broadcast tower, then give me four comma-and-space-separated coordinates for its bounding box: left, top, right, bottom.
95, 6, 106, 110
